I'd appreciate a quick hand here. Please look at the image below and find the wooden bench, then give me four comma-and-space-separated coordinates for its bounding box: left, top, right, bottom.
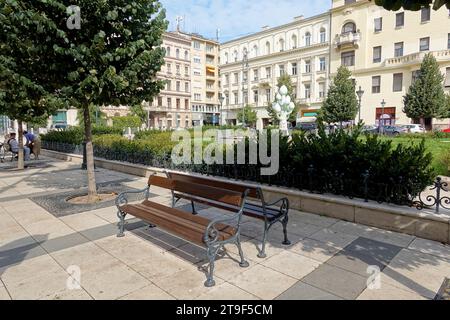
115, 175, 250, 287
165, 171, 290, 258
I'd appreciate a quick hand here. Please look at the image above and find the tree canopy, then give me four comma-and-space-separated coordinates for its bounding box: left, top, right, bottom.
372, 0, 450, 10
237, 105, 258, 127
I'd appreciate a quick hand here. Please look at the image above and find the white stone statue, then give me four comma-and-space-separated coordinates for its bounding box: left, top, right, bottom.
272, 85, 295, 136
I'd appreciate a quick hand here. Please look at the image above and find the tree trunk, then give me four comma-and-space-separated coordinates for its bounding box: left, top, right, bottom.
17, 120, 24, 170
83, 105, 98, 202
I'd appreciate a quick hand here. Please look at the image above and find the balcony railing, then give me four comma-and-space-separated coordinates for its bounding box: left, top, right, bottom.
384, 49, 450, 67
334, 31, 361, 50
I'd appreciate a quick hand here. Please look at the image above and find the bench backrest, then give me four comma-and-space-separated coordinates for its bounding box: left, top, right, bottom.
148, 174, 244, 207
166, 172, 260, 199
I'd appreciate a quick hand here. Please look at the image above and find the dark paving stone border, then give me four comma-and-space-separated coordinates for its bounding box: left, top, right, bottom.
0, 160, 55, 171
29, 181, 157, 217
435, 278, 450, 300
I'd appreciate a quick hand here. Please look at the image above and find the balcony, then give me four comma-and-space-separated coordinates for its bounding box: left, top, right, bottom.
384, 49, 450, 67
333, 32, 361, 50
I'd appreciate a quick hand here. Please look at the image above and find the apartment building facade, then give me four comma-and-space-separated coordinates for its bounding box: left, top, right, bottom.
188, 34, 221, 126
146, 31, 192, 129
219, 13, 331, 129
330, 0, 450, 128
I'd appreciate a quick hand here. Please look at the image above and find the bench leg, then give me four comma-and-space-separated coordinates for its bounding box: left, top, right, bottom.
204, 247, 218, 287
191, 200, 198, 215
236, 237, 249, 268
117, 211, 126, 237
281, 215, 291, 246
257, 222, 269, 259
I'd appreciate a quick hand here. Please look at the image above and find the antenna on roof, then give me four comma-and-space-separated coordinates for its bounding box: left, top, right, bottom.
216, 28, 220, 42
175, 16, 184, 32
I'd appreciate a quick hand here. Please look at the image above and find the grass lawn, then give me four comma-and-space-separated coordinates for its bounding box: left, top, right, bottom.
379, 136, 450, 176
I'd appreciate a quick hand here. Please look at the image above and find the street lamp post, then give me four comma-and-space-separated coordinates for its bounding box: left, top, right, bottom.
356, 86, 364, 124
380, 99, 386, 135
241, 49, 249, 127
219, 93, 225, 126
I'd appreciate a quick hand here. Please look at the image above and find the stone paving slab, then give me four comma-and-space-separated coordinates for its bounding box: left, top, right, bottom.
276, 281, 343, 300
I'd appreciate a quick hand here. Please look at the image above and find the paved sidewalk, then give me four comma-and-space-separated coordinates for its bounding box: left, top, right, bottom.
0, 158, 449, 300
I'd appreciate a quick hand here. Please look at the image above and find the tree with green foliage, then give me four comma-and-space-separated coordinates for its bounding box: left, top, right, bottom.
1, 1, 168, 202
237, 105, 258, 127
112, 115, 142, 129
77, 105, 107, 127
403, 53, 446, 128
372, 0, 450, 10
130, 104, 148, 126
0, 3, 63, 169
266, 74, 300, 125
437, 94, 450, 119
320, 66, 358, 126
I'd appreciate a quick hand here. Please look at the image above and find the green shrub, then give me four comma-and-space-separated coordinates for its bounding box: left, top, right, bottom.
92, 125, 123, 135
40, 127, 84, 145
112, 116, 142, 129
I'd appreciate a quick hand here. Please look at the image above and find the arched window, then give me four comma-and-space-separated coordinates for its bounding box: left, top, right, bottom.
224, 52, 229, 64
342, 22, 356, 34
320, 28, 326, 43
166, 46, 171, 57
305, 32, 311, 46
266, 41, 271, 55
184, 50, 189, 60
176, 49, 180, 59
242, 48, 248, 59
234, 50, 238, 62
291, 35, 298, 49
253, 45, 258, 57
279, 39, 285, 52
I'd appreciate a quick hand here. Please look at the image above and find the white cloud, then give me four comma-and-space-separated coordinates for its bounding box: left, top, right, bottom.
161, 0, 331, 42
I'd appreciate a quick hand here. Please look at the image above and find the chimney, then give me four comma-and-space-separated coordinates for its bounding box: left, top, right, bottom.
294, 15, 304, 21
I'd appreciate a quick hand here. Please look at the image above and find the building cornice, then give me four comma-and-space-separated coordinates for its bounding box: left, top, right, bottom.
221, 12, 331, 46
331, 0, 371, 14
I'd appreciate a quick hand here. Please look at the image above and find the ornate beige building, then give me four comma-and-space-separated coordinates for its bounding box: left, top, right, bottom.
330, 0, 450, 129
188, 34, 221, 126
146, 31, 192, 129
219, 13, 331, 129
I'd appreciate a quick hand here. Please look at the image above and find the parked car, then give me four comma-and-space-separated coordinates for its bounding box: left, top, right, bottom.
403, 124, 426, 134
361, 125, 379, 134
442, 127, 450, 133
382, 125, 408, 136
294, 122, 317, 133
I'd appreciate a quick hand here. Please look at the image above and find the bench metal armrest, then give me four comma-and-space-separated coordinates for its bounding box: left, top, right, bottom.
203, 209, 243, 245
261, 197, 289, 219
115, 186, 150, 210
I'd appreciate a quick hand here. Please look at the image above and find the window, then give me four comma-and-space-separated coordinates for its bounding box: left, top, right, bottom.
396, 12, 404, 27
243, 91, 248, 104
341, 51, 355, 66
176, 64, 180, 75
176, 49, 180, 59
265, 89, 271, 101
184, 51, 189, 60
194, 93, 201, 101
372, 76, 381, 94
166, 80, 171, 91
176, 99, 180, 110
394, 42, 404, 57
304, 84, 311, 99
292, 35, 298, 49
185, 66, 189, 76
166, 63, 172, 73
253, 45, 258, 57
279, 39, 285, 52
253, 90, 259, 104
234, 50, 238, 62
243, 71, 248, 82
234, 92, 238, 104
445, 67, 450, 87
342, 22, 356, 34
319, 57, 326, 71
374, 18, 382, 32
193, 57, 201, 64
166, 47, 171, 57
319, 83, 326, 98
185, 99, 189, 110
176, 81, 180, 92
158, 97, 163, 106
266, 67, 271, 78
185, 82, 189, 92
167, 97, 172, 108
420, 37, 430, 51
320, 28, 326, 43
279, 65, 285, 76
224, 52, 229, 64
225, 74, 229, 85
266, 42, 271, 54
254, 69, 259, 81
225, 93, 229, 105
233, 73, 239, 84
421, 7, 431, 22
412, 70, 420, 83
305, 32, 311, 46
292, 63, 297, 75
373, 46, 382, 63
393, 73, 403, 92
305, 60, 311, 73
193, 41, 200, 49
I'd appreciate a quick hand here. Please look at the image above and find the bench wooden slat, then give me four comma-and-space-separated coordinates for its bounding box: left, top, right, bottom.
167, 172, 260, 198
121, 200, 236, 245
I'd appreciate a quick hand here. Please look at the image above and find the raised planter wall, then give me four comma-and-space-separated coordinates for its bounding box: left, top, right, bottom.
42, 149, 450, 244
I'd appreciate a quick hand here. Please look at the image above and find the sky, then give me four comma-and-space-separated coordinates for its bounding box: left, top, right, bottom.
160, 0, 331, 43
